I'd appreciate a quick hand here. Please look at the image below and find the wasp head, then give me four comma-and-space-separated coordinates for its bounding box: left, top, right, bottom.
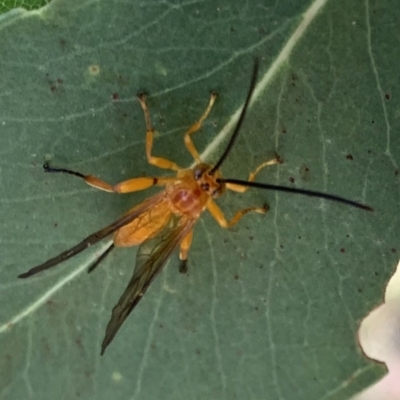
193, 163, 226, 198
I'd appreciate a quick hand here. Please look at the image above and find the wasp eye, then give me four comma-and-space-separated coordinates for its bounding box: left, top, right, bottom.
194, 168, 203, 180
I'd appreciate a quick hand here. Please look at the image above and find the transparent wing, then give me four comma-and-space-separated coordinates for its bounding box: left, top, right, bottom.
100, 216, 196, 355
18, 191, 166, 278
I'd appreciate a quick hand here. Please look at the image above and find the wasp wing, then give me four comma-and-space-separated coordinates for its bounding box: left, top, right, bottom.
100, 216, 196, 355
19, 192, 166, 278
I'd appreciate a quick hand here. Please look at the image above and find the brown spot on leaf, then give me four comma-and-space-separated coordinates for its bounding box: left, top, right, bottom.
299, 165, 310, 181
88, 65, 100, 75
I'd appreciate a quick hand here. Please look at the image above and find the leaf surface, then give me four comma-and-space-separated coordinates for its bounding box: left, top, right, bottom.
0, 0, 398, 399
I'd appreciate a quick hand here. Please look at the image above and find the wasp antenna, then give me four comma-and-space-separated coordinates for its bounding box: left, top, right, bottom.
221, 179, 373, 212
210, 59, 259, 174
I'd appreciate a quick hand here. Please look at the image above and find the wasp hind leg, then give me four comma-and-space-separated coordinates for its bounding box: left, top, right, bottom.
179, 230, 193, 274
43, 162, 177, 193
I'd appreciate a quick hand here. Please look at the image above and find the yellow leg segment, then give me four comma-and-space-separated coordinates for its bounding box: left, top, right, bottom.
84, 175, 177, 193
179, 230, 193, 273
137, 94, 180, 171
179, 230, 193, 261
226, 157, 280, 193
207, 199, 268, 228
183, 93, 218, 162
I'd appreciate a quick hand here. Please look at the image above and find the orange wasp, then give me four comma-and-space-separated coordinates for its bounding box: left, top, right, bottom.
19, 60, 372, 355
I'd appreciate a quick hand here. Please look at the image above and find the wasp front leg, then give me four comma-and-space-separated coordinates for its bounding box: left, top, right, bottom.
182, 92, 217, 163
225, 156, 281, 193
137, 94, 181, 171
206, 199, 268, 229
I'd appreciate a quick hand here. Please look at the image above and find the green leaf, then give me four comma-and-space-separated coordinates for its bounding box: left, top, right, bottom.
0, 0, 50, 14
0, 0, 397, 399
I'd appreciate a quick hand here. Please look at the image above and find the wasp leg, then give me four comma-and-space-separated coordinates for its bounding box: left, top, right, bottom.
43, 162, 176, 193
87, 175, 177, 193
137, 94, 180, 171
207, 199, 268, 228
179, 230, 193, 273
225, 156, 281, 193
183, 92, 218, 163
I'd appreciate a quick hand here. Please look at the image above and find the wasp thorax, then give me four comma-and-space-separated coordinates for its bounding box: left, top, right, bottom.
193, 163, 225, 198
